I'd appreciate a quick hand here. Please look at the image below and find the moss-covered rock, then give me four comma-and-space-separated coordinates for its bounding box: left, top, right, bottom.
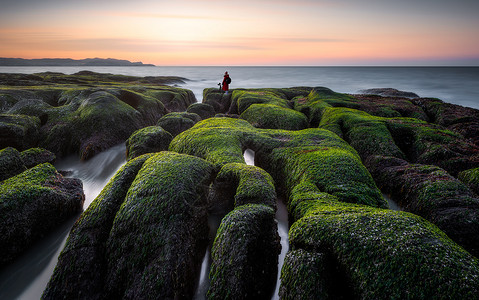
279, 249, 337, 300
156, 111, 201, 137
251, 128, 386, 208
318, 107, 406, 161
203, 88, 233, 114
43, 154, 153, 300
19, 147, 55, 168
288, 195, 479, 299
104, 152, 214, 299
45, 152, 215, 299
386, 117, 479, 176
0, 147, 27, 181
0, 163, 84, 266
208, 204, 281, 299
459, 167, 479, 195
0, 114, 40, 150
125, 126, 172, 161
186, 102, 216, 120
367, 155, 479, 257
209, 162, 277, 212
241, 103, 308, 130
0, 72, 196, 159
231, 89, 291, 115
170, 117, 255, 169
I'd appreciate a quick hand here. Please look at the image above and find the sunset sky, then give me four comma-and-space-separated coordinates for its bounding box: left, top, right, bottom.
1, 0, 478, 66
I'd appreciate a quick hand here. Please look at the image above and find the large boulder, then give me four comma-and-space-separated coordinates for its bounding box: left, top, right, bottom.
156, 112, 201, 137
125, 126, 173, 161
208, 204, 281, 299
44, 152, 214, 299
0, 163, 84, 266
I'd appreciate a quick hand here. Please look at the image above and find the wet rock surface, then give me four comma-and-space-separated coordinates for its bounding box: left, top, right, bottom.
0, 71, 195, 159
0, 157, 84, 266
3, 80, 476, 298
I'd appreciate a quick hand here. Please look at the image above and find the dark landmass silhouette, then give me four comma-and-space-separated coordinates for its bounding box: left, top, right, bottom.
0, 57, 155, 67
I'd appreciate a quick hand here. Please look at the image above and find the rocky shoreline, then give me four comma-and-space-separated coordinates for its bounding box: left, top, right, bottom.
1, 72, 478, 298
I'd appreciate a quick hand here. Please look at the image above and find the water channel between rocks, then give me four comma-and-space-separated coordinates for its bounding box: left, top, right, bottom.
0, 144, 127, 299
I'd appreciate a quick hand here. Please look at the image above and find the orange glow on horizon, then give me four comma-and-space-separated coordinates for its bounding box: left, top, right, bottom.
1, 0, 478, 66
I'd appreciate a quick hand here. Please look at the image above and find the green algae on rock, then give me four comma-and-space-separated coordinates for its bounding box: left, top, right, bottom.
208, 204, 281, 299
170, 117, 256, 168
186, 102, 216, 120
19, 147, 56, 168
241, 103, 308, 130
156, 111, 201, 137
209, 162, 277, 211
0, 114, 40, 150
0, 147, 27, 181
44, 152, 215, 299
458, 167, 479, 195
286, 195, 479, 299
0, 72, 196, 159
0, 163, 84, 266
367, 155, 479, 257
43, 154, 153, 299
125, 126, 173, 161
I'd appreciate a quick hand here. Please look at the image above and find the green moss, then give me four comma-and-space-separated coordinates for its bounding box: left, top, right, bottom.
211, 163, 277, 209
241, 103, 308, 130
0, 147, 27, 181
20, 147, 55, 168
186, 102, 215, 120
289, 195, 479, 299
125, 126, 173, 161
44, 154, 153, 299
208, 204, 281, 299
279, 249, 331, 299
169, 117, 255, 168
1, 163, 83, 266
0, 113, 41, 150
105, 152, 214, 299
231, 89, 291, 114
459, 167, 479, 194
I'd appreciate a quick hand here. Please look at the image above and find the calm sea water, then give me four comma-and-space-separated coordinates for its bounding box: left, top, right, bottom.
1, 66, 478, 109
0, 66, 478, 299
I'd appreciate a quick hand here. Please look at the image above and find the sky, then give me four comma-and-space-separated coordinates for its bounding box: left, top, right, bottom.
1, 0, 478, 66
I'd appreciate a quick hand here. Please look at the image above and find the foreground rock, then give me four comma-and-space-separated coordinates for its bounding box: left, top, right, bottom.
43, 152, 214, 299
43, 85, 479, 299
0, 71, 196, 159
0, 160, 84, 266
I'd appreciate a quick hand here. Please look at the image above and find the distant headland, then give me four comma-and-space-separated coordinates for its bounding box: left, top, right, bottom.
0, 57, 155, 67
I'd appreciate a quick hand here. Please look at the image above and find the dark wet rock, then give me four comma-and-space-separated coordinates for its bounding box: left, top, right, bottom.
186, 102, 215, 120
44, 152, 214, 299
208, 204, 281, 299
0, 147, 26, 181
156, 112, 201, 137
209, 163, 277, 212
458, 167, 479, 195
20, 147, 55, 168
359, 88, 419, 98
288, 195, 479, 299
0, 114, 40, 150
203, 88, 233, 114
43, 155, 152, 300
280, 249, 342, 299
366, 155, 479, 257
0, 163, 84, 266
125, 126, 172, 161
0, 72, 196, 159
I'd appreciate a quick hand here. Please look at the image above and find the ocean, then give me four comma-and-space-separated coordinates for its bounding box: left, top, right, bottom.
1, 66, 478, 109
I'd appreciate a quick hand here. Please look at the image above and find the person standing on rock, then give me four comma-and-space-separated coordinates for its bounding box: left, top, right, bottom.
222, 71, 231, 94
